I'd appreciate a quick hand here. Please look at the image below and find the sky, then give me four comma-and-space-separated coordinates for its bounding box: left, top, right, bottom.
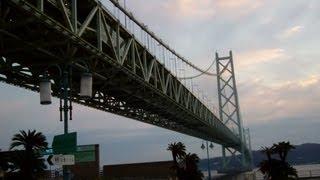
0, 0, 320, 166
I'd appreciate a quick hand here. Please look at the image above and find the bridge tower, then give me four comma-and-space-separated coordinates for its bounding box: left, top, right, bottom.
215, 51, 253, 172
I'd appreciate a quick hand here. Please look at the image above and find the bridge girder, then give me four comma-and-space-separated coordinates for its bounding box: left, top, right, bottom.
0, 0, 241, 149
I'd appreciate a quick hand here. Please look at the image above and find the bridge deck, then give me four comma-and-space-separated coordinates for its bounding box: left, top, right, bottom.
0, 0, 241, 150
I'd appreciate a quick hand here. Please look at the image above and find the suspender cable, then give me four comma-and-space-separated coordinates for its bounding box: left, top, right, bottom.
109, 0, 217, 76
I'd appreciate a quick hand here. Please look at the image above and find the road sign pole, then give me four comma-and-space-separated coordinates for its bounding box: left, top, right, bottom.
62, 67, 69, 180
63, 69, 69, 134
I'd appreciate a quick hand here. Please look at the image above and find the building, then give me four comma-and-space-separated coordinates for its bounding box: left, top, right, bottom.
67, 144, 100, 179
103, 161, 178, 180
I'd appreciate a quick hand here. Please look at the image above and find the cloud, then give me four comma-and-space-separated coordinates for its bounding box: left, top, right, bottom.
249, 119, 320, 149
216, 0, 262, 10
162, 0, 216, 20
215, 0, 264, 18
159, 0, 264, 21
279, 25, 304, 39
298, 75, 319, 87
239, 74, 320, 124
236, 48, 287, 68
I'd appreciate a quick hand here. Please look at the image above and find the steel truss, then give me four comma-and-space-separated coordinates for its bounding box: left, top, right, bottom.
216, 51, 252, 172
0, 0, 243, 151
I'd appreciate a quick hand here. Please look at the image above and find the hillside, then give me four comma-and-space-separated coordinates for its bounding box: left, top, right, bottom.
198, 143, 320, 171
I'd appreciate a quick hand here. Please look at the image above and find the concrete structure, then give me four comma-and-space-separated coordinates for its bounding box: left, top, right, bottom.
103, 161, 177, 180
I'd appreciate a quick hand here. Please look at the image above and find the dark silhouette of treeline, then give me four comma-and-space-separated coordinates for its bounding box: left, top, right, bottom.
198, 143, 320, 171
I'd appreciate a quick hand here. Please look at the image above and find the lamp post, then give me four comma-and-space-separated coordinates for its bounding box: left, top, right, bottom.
40, 66, 93, 130
39, 65, 93, 180
202, 141, 214, 180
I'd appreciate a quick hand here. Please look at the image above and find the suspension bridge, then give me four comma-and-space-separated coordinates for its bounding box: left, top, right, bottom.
0, 0, 252, 173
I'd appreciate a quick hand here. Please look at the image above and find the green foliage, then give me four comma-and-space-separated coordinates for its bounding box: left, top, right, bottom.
259, 141, 298, 180
10, 130, 48, 151
181, 153, 203, 180
167, 142, 187, 179
167, 142, 187, 162
9, 130, 48, 179
167, 142, 203, 180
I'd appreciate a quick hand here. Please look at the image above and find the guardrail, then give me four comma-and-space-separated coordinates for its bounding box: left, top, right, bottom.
298, 169, 320, 178
254, 168, 320, 180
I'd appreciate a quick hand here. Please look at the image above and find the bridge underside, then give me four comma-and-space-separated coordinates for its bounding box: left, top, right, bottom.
0, 0, 241, 150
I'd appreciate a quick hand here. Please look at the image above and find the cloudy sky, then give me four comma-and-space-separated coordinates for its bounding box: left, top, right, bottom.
0, 0, 320, 165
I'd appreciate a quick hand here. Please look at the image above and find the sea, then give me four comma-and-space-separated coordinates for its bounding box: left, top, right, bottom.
202, 164, 320, 179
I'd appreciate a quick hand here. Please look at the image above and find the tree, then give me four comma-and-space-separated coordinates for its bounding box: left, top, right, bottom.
273, 141, 295, 162
167, 142, 186, 179
259, 141, 297, 180
261, 147, 274, 162
167, 142, 203, 180
167, 142, 186, 164
10, 130, 48, 179
181, 153, 203, 180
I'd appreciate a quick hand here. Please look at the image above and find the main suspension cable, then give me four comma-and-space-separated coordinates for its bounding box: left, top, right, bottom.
109, 0, 217, 77
178, 59, 217, 80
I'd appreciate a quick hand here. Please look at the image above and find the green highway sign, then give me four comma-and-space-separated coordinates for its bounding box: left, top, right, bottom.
74, 151, 95, 163
52, 132, 77, 154
41, 144, 96, 163
75, 145, 96, 163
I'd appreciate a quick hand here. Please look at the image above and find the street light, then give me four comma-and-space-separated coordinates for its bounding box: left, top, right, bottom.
202, 141, 214, 180
39, 77, 52, 105
209, 142, 214, 149
39, 67, 93, 180
201, 143, 205, 150
40, 70, 93, 103
80, 72, 92, 98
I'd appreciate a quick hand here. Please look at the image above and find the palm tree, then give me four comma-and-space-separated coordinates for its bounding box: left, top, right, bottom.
182, 153, 203, 180
261, 146, 274, 161
273, 141, 295, 162
167, 142, 186, 179
260, 146, 274, 177
10, 130, 48, 179
167, 142, 186, 165
10, 130, 48, 152
259, 141, 297, 180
